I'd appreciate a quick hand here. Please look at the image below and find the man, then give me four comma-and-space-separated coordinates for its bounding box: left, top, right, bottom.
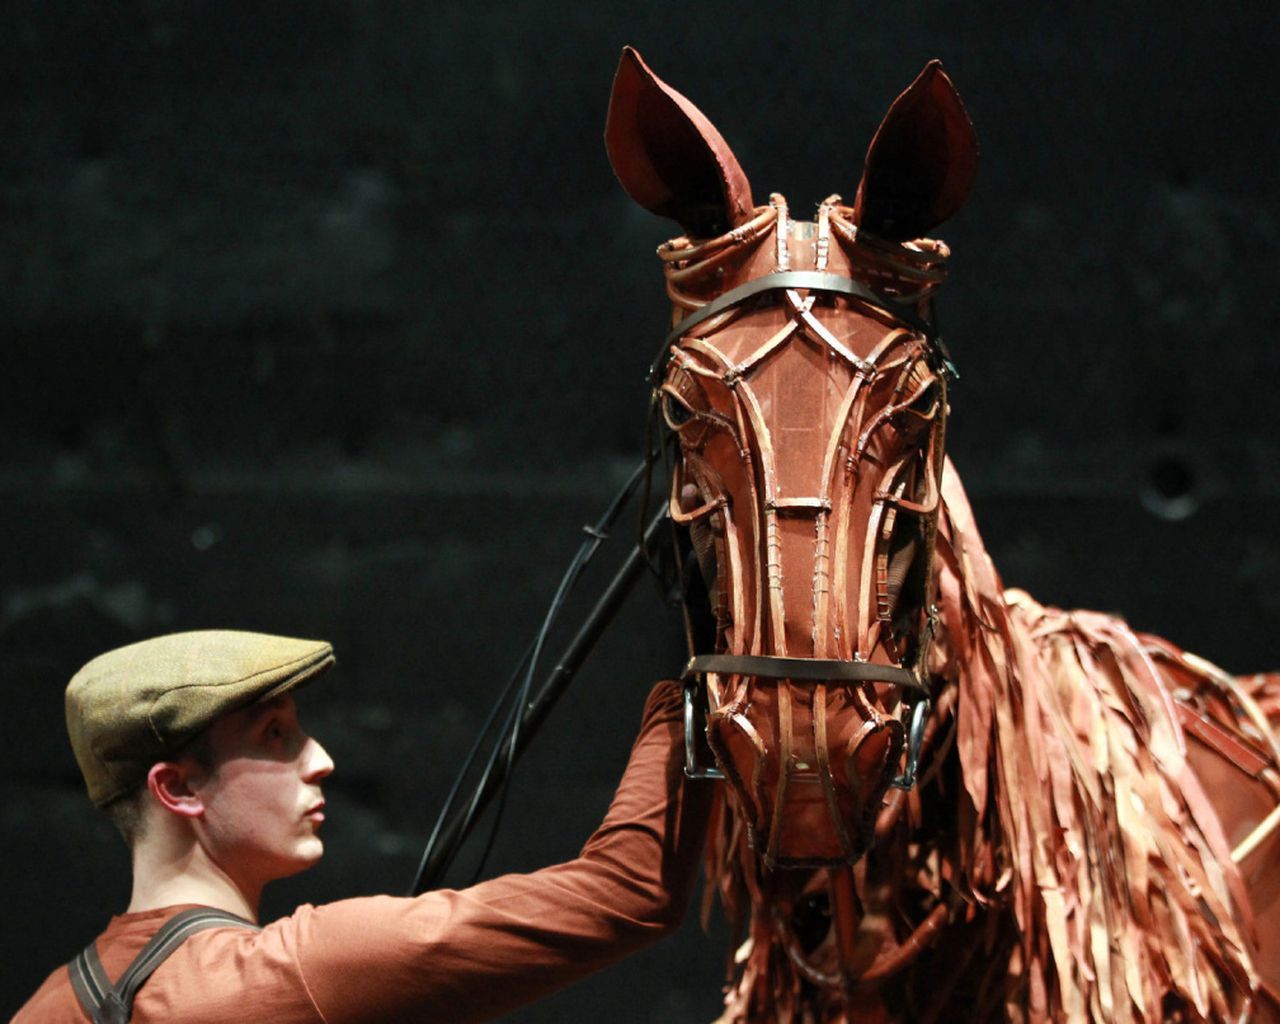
16, 630, 711, 1022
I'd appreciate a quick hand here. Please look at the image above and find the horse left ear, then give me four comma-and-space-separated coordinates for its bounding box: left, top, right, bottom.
853, 61, 978, 242
605, 46, 755, 237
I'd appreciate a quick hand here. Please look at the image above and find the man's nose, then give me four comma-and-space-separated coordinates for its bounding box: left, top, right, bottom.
301, 736, 335, 782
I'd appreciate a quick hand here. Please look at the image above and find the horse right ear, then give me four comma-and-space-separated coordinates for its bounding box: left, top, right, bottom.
852, 61, 978, 242
605, 46, 755, 237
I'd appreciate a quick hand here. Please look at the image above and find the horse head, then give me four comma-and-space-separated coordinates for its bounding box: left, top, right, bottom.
607, 47, 977, 871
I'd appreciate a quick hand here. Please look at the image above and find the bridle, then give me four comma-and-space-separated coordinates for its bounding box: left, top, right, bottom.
653, 196, 954, 797
648, 270, 944, 382
655, 194, 965, 990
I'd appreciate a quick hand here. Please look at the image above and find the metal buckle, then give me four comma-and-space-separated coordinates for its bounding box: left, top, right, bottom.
683, 681, 724, 779
890, 697, 931, 791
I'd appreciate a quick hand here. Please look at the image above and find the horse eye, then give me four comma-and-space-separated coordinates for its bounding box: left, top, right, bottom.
905, 383, 939, 417
663, 392, 695, 429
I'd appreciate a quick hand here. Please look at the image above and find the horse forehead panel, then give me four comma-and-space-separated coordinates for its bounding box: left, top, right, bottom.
747, 330, 848, 497
682, 300, 862, 486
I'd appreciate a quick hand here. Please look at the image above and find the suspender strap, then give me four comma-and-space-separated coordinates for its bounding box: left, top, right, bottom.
68, 908, 261, 1024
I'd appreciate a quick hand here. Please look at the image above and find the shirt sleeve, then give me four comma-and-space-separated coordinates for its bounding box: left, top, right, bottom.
288, 679, 713, 1024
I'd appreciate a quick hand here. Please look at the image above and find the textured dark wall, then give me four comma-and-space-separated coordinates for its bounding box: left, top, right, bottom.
3, 3, 1277, 1020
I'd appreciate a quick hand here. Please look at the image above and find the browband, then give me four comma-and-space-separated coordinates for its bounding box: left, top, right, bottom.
649, 270, 938, 382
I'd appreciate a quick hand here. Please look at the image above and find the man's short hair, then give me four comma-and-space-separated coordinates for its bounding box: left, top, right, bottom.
102, 728, 218, 847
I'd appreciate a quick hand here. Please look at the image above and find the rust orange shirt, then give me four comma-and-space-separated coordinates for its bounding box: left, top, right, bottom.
16, 682, 710, 1023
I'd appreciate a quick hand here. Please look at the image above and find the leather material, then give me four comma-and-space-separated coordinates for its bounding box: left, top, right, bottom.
852, 60, 979, 242
648, 186, 951, 873
607, 50, 959, 876
647, 186, 952, 872
650, 269, 936, 381
707, 676, 904, 868
683, 654, 925, 691
605, 46, 754, 237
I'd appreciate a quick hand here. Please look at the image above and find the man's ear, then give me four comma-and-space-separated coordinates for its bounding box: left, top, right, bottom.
605, 46, 754, 237
146, 761, 206, 819
852, 60, 978, 242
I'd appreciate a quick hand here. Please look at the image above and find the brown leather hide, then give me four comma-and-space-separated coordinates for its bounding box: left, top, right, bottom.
605, 46, 1280, 1022
661, 206, 948, 867
608, 48, 973, 870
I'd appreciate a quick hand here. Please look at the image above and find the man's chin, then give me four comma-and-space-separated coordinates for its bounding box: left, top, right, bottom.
277, 840, 324, 878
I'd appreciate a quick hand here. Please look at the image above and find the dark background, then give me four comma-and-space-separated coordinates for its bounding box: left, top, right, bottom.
3, 3, 1277, 1020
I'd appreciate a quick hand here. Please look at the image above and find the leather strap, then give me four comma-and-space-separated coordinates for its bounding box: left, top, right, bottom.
649, 270, 936, 381
683, 653, 929, 694
1177, 701, 1272, 778
68, 908, 261, 1024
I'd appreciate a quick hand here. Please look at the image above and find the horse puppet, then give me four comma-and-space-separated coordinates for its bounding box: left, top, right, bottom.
605, 48, 1280, 1023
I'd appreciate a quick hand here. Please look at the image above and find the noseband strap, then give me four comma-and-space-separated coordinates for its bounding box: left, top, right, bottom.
683, 653, 929, 694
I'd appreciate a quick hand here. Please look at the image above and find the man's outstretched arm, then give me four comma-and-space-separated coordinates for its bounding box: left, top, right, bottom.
286, 679, 713, 1023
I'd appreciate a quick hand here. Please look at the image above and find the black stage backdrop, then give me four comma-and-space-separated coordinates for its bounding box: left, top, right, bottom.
2, 4, 1277, 1020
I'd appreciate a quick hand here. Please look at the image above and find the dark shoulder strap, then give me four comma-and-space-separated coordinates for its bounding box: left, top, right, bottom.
68, 940, 117, 1023
68, 908, 261, 1024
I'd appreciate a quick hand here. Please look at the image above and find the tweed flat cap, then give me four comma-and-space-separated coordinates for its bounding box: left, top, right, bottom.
66, 630, 335, 806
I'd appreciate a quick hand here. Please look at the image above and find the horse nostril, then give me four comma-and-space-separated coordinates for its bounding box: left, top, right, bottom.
792, 891, 833, 954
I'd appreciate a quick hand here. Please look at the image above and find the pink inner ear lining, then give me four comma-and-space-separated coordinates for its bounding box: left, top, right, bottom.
605, 47, 755, 233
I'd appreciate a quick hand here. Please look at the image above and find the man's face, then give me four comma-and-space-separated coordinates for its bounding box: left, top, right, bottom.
186, 693, 334, 887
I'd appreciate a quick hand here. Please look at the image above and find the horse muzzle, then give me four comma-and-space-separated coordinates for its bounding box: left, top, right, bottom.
687, 655, 915, 868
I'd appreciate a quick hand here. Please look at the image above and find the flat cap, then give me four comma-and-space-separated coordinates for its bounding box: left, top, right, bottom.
66, 630, 335, 807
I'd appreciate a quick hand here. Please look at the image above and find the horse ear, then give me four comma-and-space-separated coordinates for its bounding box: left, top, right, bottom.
605, 46, 755, 237
853, 60, 978, 242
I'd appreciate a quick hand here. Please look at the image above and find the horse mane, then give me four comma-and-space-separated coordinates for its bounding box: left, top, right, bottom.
935, 459, 1257, 1021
